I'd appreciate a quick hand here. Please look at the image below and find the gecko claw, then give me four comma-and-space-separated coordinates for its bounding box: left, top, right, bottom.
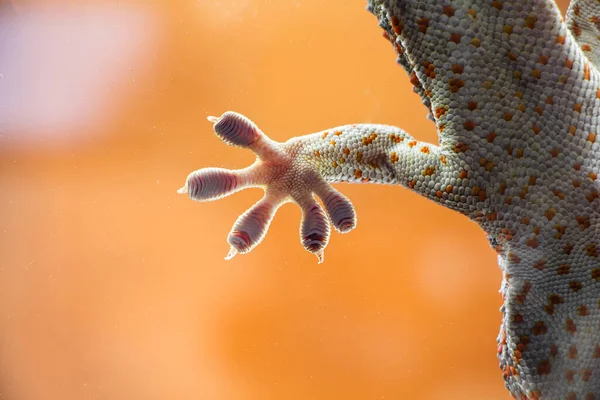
225, 246, 238, 260
207, 115, 219, 123
177, 184, 188, 194
315, 250, 324, 264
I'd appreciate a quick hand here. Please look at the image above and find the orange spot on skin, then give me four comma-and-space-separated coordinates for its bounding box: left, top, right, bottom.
321, 132, 329, 139
555, 224, 567, 239
537, 360, 551, 375
463, 121, 476, 131
356, 152, 363, 162
538, 55, 548, 65
449, 33, 461, 44
452, 64, 464, 74
550, 148, 560, 157
569, 125, 577, 135
470, 38, 481, 47
459, 170, 468, 179
577, 216, 591, 230
453, 142, 469, 153
588, 133, 597, 143
569, 281, 583, 292
578, 305, 589, 316
389, 134, 404, 143
530, 391, 542, 400
557, 264, 570, 275
545, 294, 564, 315
566, 318, 577, 334
390, 152, 399, 164
531, 69, 541, 79
314, 150, 320, 157
410, 72, 420, 87
585, 63, 591, 80
408, 180, 416, 189
330, 140, 336, 146
417, 17, 430, 33
582, 369, 592, 382
434, 107, 447, 118
569, 345, 578, 359
508, 252, 521, 264
442, 5, 454, 17
343, 147, 350, 156
556, 35, 565, 44
582, 44, 592, 52
532, 125, 541, 134
436, 190, 443, 198
592, 268, 600, 281
564, 243, 574, 255
574, 103, 582, 113
507, 52, 517, 61
565, 59, 574, 69
391, 15, 403, 35
420, 146, 430, 154
478, 189, 487, 201
354, 169, 362, 179
532, 321, 547, 335
534, 106, 543, 115
449, 78, 465, 92
408, 140, 417, 148
361, 132, 377, 146
504, 112, 512, 121
526, 237, 539, 248
439, 155, 447, 164
544, 208, 556, 221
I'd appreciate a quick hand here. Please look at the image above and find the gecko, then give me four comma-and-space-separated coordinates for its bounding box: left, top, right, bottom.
179, 0, 600, 398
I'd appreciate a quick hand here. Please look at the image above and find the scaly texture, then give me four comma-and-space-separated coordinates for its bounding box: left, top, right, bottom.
180, 0, 600, 398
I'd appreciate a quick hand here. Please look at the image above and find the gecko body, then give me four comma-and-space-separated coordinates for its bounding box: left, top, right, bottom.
180, 1, 600, 398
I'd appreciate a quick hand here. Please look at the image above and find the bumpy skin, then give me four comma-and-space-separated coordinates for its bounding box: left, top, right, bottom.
179, 0, 600, 398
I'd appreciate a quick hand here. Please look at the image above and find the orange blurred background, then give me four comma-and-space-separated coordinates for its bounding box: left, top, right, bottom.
0, 0, 572, 399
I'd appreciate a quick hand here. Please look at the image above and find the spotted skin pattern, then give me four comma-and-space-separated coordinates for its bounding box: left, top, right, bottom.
179, 0, 600, 398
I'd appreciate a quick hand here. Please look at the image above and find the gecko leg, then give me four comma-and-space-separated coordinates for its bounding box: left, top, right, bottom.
179, 111, 462, 262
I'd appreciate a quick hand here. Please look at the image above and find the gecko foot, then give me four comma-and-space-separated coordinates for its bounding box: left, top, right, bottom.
178, 111, 357, 263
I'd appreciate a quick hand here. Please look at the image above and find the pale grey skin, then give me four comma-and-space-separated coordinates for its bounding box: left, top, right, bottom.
180, 0, 600, 398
